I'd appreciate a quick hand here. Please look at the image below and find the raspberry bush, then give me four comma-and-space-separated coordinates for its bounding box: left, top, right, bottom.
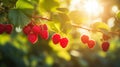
1, 0, 120, 67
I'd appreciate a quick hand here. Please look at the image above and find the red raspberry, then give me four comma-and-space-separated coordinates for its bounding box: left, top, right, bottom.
40, 30, 49, 40
28, 33, 38, 44
32, 25, 41, 34
0, 24, 5, 34
60, 38, 68, 48
102, 41, 110, 52
87, 40, 95, 48
81, 35, 89, 44
52, 33, 61, 44
23, 25, 31, 35
27, 22, 34, 28
5, 24, 13, 34
42, 24, 48, 30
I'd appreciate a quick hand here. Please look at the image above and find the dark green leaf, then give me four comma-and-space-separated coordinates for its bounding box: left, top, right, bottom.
8, 9, 30, 27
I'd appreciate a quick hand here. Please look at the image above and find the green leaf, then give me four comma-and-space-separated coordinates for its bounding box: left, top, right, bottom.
40, 0, 59, 11
47, 21, 60, 32
52, 12, 69, 23
91, 22, 110, 32
60, 22, 72, 34
69, 10, 87, 24
16, 0, 34, 9
56, 8, 69, 13
58, 13, 70, 22
20, 9, 34, 17
116, 11, 120, 19
8, 9, 30, 27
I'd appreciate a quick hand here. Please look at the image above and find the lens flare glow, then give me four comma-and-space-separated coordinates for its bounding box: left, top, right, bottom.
69, 0, 103, 17
112, 5, 119, 13
84, 0, 103, 16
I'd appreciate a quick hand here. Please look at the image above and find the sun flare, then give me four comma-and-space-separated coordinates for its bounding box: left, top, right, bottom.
84, 0, 103, 16
70, 0, 103, 17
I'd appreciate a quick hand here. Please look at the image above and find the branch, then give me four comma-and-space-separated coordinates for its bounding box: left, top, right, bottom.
32, 16, 51, 21
71, 23, 92, 31
71, 23, 119, 35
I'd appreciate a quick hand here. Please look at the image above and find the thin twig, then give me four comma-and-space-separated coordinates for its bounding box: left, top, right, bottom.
32, 16, 51, 21
71, 23, 120, 35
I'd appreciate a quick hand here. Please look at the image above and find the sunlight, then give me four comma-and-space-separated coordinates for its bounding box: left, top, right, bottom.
112, 5, 119, 13
77, 28, 90, 36
84, 0, 103, 16
69, 0, 103, 17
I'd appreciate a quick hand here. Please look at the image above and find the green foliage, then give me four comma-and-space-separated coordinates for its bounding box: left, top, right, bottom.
116, 11, 120, 19
8, 9, 30, 27
16, 0, 34, 9
56, 8, 69, 13
1, 0, 120, 67
69, 10, 87, 24
40, 0, 59, 11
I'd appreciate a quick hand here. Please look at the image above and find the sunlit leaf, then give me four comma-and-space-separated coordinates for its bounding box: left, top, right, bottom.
40, 0, 59, 11
52, 12, 69, 24
91, 22, 110, 32
116, 11, 120, 19
45, 55, 54, 65
56, 8, 69, 13
57, 51, 71, 61
16, 0, 34, 9
47, 21, 60, 32
0, 34, 10, 45
58, 13, 70, 22
69, 10, 87, 24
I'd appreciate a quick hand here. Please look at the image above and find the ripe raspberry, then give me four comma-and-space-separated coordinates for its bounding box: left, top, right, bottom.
28, 22, 34, 28
102, 41, 110, 52
5, 24, 13, 34
40, 30, 49, 40
32, 25, 41, 34
42, 24, 48, 30
23, 25, 31, 35
60, 38, 68, 48
28, 33, 38, 44
0, 24, 5, 34
87, 40, 95, 48
81, 35, 89, 44
52, 33, 61, 44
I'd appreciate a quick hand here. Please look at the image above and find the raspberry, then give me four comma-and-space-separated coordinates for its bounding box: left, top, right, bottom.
5, 24, 13, 34
60, 38, 68, 48
40, 30, 49, 40
87, 40, 95, 48
32, 25, 41, 34
27, 22, 34, 28
28, 33, 38, 44
52, 33, 61, 44
0, 24, 5, 34
102, 41, 110, 52
23, 25, 31, 35
42, 24, 48, 30
81, 35, 89, 44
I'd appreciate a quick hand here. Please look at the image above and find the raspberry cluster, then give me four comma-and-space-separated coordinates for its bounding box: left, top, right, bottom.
81, 35, 110, 52
52, 33, 69, 48
0, 24, 13, 34
81, 35, 95, 48
23, 22, 49, 44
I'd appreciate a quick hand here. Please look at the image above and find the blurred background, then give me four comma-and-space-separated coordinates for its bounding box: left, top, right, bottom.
0, 0, 120, 67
